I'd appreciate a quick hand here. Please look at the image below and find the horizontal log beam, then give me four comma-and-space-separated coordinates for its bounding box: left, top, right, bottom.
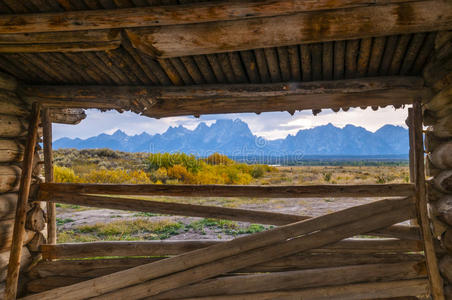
41, 192, 419, 240
39, 238, 422, 260
126, 0, 452, 58
39, 182, 415, 198
0, 0, 419, 34
0, 30, 121, 53
21, 77, 426, 116
179, 279, 429, 300
28, 253, 425, 280
22, 197, 412, 300
152, 261, 427, 299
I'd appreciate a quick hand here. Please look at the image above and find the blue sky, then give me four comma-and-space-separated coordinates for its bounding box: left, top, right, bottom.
53, 106, 409, 141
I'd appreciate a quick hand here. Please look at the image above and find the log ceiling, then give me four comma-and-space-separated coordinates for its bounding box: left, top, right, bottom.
0, 0, 449, 116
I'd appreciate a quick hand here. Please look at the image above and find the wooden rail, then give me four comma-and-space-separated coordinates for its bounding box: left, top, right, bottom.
39, 239, 423, 260
39, 182, 415, 198
41, 192, 420, 240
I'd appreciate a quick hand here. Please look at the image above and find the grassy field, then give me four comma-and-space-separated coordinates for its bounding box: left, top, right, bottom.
52, 149, 410, 243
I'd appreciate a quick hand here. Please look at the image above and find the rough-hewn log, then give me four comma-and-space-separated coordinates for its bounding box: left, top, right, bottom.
433, 196, 452, 226
434, 170, 452, 193
21, 197, 413, 300
4, 103, 40, 300
21, 77, 427, 116
39, 238, 422, 260
0, 115, 27, 138
444, 229, 452, 253
126, 0, 452, 58
0, 91, 28, 116
430, 142, 452, 169
433, 115, 452, 138
151, 261, 426, 299
42, 192, 418, 240
0, 71, 17, 92
27, 232, 46, 253
25, 204, 46, 232
27, 261, 427, 296
0, 219, 35, 252
0, 0, 422, 34
425, 83, 452, 112
27, 253, 425, 280
49, 108, 86, 125
0, 42, 121, 53
0, 139, 24, 163
0, 165, 20, 193
178, 279, 429, 300
0, 193, 18, 221
412, 100, 445, 299
39, 182, 415, 199
0, 247, 30, 282
440, 255, 452, 283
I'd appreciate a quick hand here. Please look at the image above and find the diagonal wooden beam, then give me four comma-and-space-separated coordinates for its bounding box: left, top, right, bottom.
0, 0, 420, 34
125, 0, 452, 58
21, 77, 428, 117
21, 197, 413, 300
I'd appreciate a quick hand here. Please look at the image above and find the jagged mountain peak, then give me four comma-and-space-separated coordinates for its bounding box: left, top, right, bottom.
53, 119, 409, 156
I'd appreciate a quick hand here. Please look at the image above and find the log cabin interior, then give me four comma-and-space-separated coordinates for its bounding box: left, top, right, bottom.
0, 0, 451, 299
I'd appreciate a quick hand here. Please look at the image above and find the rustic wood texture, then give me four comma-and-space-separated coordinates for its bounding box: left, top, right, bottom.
39, 238, 422, 260
41, 192, 419, 240
4, 103, 40, 300
429, 142, 452, 169
412, 100, 445, 300
21, 76, 427, 117
432, 115, 452, 138
21, 197, 413, 300
178, 279, 429, 300
0, 219, 35, 252
0, 0, 423, 34
27, 253, 425, 280
125, 1, 452, 58
42, 108, 55, 245
38, 182, 415, 198
434, 170, 452, 193
0, 193, 18, 221
49, 108, 86, 125
0, 71, 17, 91
150, 261, 427, 299
0, 165, 20, 193
25, 204, 45, 232
0, 247, 30, 282
433, 196, 452, 226
0, 139, 24, 163
0, 115, 27, 138
0, 90, 28, 116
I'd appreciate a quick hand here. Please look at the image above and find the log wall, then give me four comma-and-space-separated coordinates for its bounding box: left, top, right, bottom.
0, 71, 46, 298
423, 30, 452, 300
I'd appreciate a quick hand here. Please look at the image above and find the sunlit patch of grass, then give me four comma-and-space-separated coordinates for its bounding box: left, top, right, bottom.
57, 218, 183, 243
185, 218, 269, 236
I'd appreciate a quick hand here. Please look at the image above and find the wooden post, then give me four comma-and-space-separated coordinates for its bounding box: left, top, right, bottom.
411, 100, 445, 300
408, 108, 418, 227
4, 102, 41, 300
42, 108, 56, 245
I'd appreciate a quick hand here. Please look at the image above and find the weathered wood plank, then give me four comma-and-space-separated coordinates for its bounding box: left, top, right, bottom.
0, 42, 121, 53
4, 103, 40, 300
22, 197, 413, 300
0, 71, 17, 91
151, 261, 427, 299
0, 219, 35, 252
0, 139, 24, 163
21, 77, 427, 117
126, 1, 452, 58
28, 253, 425, 280
41, 192, 419, 240
39, 238, 422, 260
178, 279, 429, 300
0, 247, 30, 282
38, 182, 415, 198
0, 0, 422, 34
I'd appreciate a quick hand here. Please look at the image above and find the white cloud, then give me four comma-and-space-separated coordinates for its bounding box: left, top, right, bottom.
53, 106, 409, 141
